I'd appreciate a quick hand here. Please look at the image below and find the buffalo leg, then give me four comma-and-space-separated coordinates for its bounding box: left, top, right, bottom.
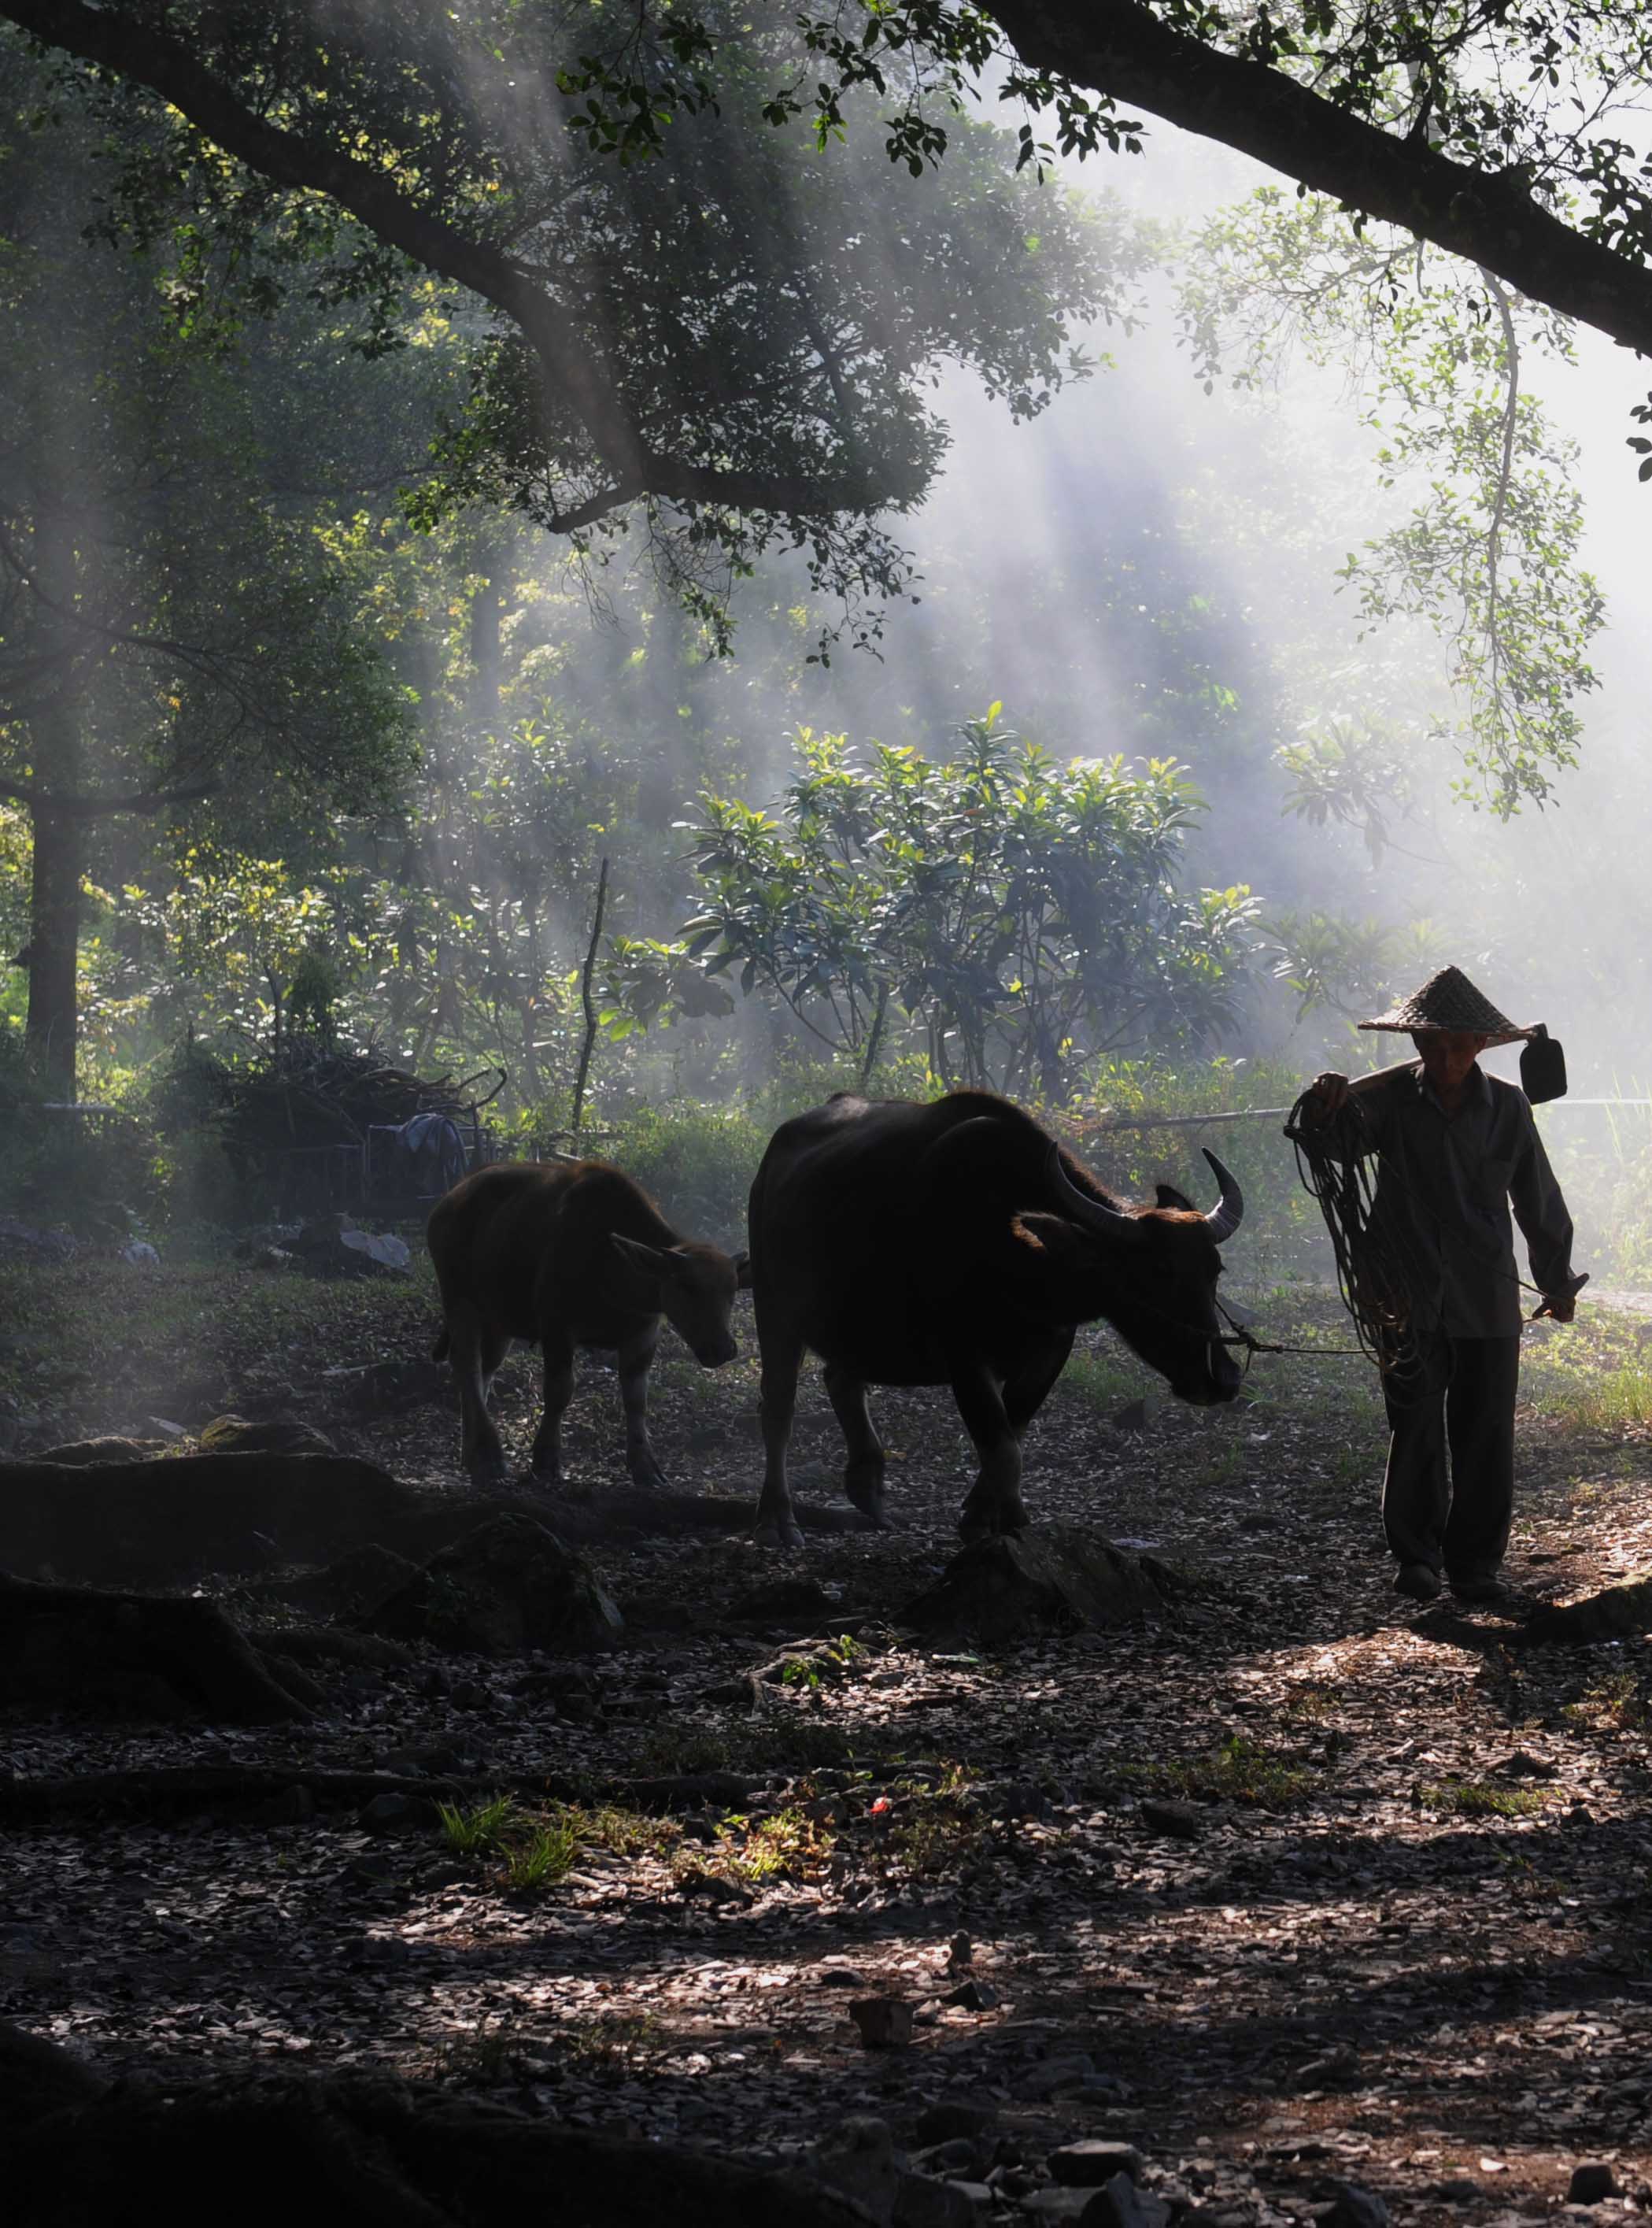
617, 1323, 667, 1489
1003, 1330, 1075, 1438
823, 1361, 888, 1525
528, 1328, 575, 1484
952, 1361, 1029, 1541
449, 1301, 508, 1479
479, 1326, 509, 1405
754, 1319, 806, 1552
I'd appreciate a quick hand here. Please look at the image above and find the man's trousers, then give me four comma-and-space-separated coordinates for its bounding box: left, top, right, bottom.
1380, 1328, 1521, 1582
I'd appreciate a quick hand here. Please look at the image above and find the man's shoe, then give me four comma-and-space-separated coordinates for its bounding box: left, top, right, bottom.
1449, 1571, 1506, 1604
1394, 1561, 1443, 1601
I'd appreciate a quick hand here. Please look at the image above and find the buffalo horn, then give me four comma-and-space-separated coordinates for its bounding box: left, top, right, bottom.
1045, 1142, 1150, 1248
1202, 1148, 1244, 1244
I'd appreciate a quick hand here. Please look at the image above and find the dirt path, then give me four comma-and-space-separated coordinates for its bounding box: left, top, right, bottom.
5, 1266, 1652, 2222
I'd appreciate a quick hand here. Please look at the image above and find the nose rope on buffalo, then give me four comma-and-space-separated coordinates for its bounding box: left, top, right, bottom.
1214, 1297, 1365, 1375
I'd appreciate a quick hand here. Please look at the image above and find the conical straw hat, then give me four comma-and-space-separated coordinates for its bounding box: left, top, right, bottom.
1357, 964, 1530, 1046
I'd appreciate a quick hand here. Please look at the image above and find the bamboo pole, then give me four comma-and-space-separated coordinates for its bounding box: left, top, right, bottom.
569, 855, 610, 1149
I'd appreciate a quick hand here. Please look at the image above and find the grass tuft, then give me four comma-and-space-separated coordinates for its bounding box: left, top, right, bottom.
502, 1815, 582, 1890
1422, 1781, 1547, 1818
1126, 1732, 1317, 1809
437, 1793, 521, 1855
1565, 1669, 1651, 1730
1539, 1363, 1652, 1434
708, 1804, 836, 1887
437, 1794, 664, 1892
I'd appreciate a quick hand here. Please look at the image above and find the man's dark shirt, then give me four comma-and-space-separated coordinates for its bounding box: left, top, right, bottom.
1310, 1064, 1578, 1337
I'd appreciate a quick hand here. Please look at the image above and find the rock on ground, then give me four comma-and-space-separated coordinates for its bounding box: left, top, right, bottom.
294, 1215, 412, 1277
368, 1512, 623, 1655
900, 1523, 1180, 1645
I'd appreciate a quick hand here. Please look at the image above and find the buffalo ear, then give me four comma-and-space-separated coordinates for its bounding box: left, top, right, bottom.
610, 1234, 668, 1286
732, 1249, 753, 1290
1009, 1212, 1084, 1264
1155, 1183, 1195, 1212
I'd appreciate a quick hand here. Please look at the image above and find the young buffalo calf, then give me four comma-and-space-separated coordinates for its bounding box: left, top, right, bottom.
427, 1160, 749, 1486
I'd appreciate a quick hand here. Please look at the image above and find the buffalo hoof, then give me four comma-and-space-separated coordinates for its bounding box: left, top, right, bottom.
844, 1477, 889, 1527
466, 1457, 510, 1486
526, 1465, 564, 1490
627, 1464, 669, 1492
752, 1515, 805, 1553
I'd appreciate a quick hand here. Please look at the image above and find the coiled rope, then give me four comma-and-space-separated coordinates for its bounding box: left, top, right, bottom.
1282, 1090, 1432, 1383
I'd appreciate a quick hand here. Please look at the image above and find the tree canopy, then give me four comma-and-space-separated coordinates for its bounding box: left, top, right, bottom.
0, 65, 419, 1089
6, 1, 1639, 795
16, 2, 1652, 382
2, 0, 1644, 1118
0, 3, 1134, 654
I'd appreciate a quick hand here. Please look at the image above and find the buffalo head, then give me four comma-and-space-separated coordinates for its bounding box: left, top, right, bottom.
610, 1235, 752, 1368
1024, 1143, 1244, 1405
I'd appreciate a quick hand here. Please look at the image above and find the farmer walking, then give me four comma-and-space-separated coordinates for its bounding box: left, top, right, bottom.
1304, 967, 1585, 1604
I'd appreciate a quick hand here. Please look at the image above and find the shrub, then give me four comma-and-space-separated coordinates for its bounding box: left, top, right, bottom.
603, 1100, 770, 1244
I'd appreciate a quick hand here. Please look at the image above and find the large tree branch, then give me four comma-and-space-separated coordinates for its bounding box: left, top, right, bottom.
1, 0, 641, 477
0, 0, 883, 526
0, 771, 219, 818
987, 0, 1652, 356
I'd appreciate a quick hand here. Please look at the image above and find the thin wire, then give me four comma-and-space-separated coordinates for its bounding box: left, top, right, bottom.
1090, 1096, 1652, 1134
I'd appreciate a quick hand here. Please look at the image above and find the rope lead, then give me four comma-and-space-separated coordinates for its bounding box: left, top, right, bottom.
1282, 1090, 1431, 1383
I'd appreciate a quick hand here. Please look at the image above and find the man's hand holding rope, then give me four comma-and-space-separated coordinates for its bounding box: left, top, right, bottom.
1306, 1071, 1354, 1120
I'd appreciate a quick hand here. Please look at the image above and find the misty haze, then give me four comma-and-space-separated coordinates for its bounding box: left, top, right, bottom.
3, 6, 1652, 2222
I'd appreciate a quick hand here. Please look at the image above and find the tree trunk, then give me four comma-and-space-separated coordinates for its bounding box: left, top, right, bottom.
23, 801, 81, 1100
569, 855, 609, 1143
23, 420, 85, 1101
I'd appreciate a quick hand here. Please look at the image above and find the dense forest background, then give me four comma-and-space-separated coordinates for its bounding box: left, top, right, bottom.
13, 14, 1652, 2218
2, 10, 1649, 1279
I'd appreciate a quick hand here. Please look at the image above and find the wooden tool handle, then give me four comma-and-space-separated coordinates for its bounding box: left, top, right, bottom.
1347, 1057, 1421, 1094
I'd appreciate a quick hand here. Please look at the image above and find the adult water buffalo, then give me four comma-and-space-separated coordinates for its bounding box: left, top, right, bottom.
428, 1160, 748, 1486
747, 1090, 1244, 1548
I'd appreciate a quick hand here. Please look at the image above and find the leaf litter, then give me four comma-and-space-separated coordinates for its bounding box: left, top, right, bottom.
4, 1267, 1652, 2219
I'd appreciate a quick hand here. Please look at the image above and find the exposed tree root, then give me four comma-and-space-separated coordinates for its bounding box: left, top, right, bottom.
0, 1456, 878, 1594
390, 1487, 881, 1556
0, 2041, 874, 2228
0, 1571, 315, 1723
0, 1453, 423, 1586
0, 1762, 763, 1826
239, 1621, 414, 1671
